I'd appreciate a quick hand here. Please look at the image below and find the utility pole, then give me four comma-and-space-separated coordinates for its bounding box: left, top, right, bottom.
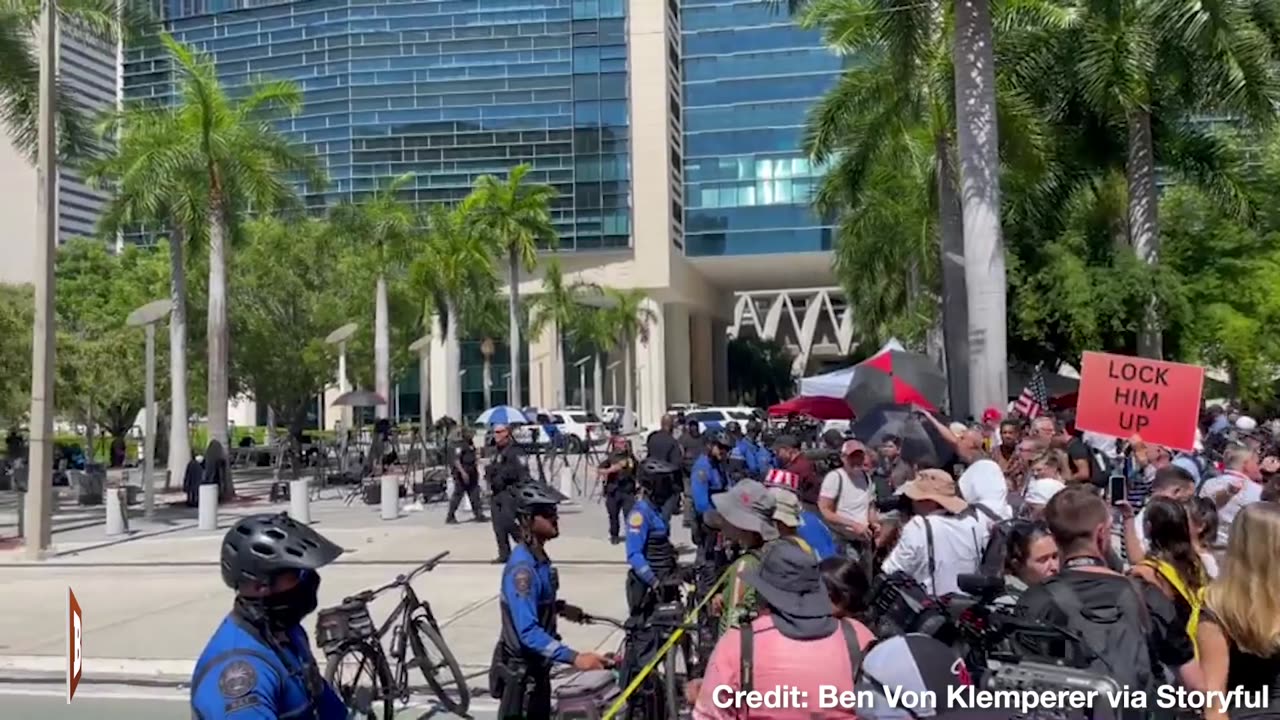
24, 0, 59, 560
128, 300, 173, 521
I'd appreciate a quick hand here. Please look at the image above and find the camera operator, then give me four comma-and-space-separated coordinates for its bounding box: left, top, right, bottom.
1016, 487, 1203, 706
881, 469, 989, 597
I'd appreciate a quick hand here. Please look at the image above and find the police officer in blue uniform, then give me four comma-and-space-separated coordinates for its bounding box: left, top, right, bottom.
623, 457, 682, 616
491, 483, 610, 720
190, 513, 347, 720
745, 419, 775, 473
690, 431, 733, 562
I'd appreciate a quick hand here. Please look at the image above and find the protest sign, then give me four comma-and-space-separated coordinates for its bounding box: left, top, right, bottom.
1075, 351, 1205, 452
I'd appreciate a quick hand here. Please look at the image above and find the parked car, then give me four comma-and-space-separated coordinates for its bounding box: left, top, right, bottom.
546, 407, 606, 452
644, 406, 763, 442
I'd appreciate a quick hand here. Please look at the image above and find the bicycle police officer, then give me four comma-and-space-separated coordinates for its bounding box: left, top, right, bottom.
491, 483, 609, 720
623, 457, 682, 616
690, 431, 733, 562
190, 513, 347, 719
597, 434, 637, 544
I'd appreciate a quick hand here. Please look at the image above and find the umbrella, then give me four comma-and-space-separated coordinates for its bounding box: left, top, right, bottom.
332, 389, 387, 407
845, 350, 946, 417
767, 395, 855, 421
850, 404, 955, 469
477, 405, 530, 426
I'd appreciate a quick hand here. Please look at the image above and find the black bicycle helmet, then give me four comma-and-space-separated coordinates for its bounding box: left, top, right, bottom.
709, 431, 734, 448
725, 421, 742, 436
640, 457, 679, 477
745, 419, 762, 435
220, 513, 343, 590
513, 482, 563, 515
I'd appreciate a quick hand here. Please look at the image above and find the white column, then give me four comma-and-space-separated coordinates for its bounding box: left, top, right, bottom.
712, 318, 730, 405
429, 312, 461, 421
664, 303, 691, 406
634, 298, 667, 425
527, 314, 560, 409
690, 312, 713, 404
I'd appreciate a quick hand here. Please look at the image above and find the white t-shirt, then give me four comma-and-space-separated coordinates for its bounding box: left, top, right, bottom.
882, 512, 990, 596
819, 467, 872, 527
1199, 471, 1264, 546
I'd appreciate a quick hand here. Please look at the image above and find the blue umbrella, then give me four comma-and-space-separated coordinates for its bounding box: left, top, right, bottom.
476, 405, 530, 426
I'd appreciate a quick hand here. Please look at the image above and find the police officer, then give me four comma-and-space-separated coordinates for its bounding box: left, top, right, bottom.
678, 418, 704, 527
690, 431, 733, 562
726, 421, 757, 482
491, 484, 609, 720
487, 423, 531, 564
190, 513, 347, 719
446, 427, 487, 524
745, 419, 775, 473
624, 458, 681, 616
597, 435, 637, 544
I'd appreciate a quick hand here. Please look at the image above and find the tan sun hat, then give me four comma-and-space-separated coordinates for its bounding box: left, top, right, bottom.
899, 468, 968, 514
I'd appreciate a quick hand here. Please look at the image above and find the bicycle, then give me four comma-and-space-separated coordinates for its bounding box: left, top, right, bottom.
316, 551, 469, 718
551, 613, 625, 720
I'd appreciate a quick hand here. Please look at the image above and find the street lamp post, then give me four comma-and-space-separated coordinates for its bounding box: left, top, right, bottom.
573, 356, 591, 408
127, 299, 173, 520
608, 361, 622, 406
23, 0, 59, 560
324, 323, 358, 429
501, 372, 511, 401
408, 335, 431, 433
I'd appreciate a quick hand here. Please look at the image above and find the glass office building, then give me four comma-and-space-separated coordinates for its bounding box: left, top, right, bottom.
680, 0, 838, 256
125, 0, 632, 251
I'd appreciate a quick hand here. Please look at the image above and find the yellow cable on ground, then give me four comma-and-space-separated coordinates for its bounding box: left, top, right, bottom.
601, 564, 734, 720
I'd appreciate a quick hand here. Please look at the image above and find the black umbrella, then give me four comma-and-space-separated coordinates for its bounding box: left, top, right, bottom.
850, 404, 955, 469
845, 350, 947, 417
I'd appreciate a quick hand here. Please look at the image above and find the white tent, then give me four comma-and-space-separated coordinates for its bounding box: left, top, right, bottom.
797, 338, 904, 398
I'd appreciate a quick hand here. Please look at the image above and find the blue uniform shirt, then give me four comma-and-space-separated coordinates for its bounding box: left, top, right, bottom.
733, 438, 762, 476
625, 498, 669, 585
756, 445, 777, 473
796, 509, 837, 561
191, 614, 346, 719
690, 454, 726, 515
501, 543, 577, 664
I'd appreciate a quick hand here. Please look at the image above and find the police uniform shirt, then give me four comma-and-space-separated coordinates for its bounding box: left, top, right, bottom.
499, 544, 576, 665
600, 452, 635, 494
624, 499, 674, 585
453, 441, 478, 481
690, 455, 726, 514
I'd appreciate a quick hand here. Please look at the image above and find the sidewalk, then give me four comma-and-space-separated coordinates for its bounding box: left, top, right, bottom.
0, 471, 683, 686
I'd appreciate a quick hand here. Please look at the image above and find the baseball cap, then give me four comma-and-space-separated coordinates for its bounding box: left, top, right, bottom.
710, 479, 779, 540
841, 439, 866, 457
982, 407, 1002, 423
772, 434, 801, 451
767, 486, 801, 528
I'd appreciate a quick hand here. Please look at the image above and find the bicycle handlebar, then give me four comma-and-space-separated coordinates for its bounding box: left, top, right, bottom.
345, 551, 451, 603
580, 614, 625, 630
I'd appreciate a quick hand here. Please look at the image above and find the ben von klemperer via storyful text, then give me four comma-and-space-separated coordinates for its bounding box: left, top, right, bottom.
711, 685, 1272, 714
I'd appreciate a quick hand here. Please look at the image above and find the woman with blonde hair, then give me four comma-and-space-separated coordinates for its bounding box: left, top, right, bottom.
1197, 502, 1280, 720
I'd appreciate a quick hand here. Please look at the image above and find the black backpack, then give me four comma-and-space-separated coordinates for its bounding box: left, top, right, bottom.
978, 516, 1017, 578
1042, 576, 1155, 692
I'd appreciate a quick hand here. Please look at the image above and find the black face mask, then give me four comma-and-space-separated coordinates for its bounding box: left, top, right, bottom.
261, 571, 321, 629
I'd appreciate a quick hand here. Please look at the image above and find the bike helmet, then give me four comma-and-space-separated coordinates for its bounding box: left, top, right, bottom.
640, 457, 679, 477
513, 482, 563, 516
745, 419, 762, 435
709, 431, 734, 449
725, 421, 742, 436
220, 513, 343, 590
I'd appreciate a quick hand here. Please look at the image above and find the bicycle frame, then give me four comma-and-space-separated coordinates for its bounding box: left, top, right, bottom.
375, 581, 441, 695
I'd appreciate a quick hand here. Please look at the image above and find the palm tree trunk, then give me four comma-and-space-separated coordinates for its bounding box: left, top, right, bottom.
1127, 110, 1162, 359
506, 248, 522, 407
166, 229, 190, 487
953, 0, 1008, 414
623, 337, 635, 414
444, 297, 462, 419
936, 132, 970, 418
207, 206, 231, 501
593, 354, 605, 415
482, 350, 494, 409
375, 273, 390, 419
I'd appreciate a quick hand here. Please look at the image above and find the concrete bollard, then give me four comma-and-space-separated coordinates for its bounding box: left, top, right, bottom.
289, 479, 310, 524
380, 476, 399, 520
198, 484, 219, 530
105, 487, 128, 536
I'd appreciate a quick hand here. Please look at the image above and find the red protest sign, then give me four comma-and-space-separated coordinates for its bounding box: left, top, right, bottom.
1075, 351, 1205, 451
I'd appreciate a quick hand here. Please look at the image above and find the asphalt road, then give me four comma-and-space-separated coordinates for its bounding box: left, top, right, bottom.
0, 684, 500, 719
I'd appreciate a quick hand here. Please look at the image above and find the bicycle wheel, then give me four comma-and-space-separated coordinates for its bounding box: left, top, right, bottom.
324, 642, 395, 719
407, 615, 471, 715
663, 633, 695, 719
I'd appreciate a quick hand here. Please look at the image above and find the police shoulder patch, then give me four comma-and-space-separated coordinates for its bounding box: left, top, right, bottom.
513, 566, 534, 596
628, 512, 644, 529
218, 660, 257, 699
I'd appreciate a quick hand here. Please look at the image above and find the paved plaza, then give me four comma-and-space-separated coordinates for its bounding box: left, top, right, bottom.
0, 456, 686, 716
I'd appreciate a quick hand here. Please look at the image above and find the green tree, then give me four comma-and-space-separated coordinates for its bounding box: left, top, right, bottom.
466, 164, 558, 408
602, 288, 658, 413
101, 34, 319, 462
727, 337, 797, 407
0, 0, 143, 159
330, 173, 416, 420
459, 291, 508, 410
571, 304, 617, 412
0, 284, 33, 429
528, 258, 592, 406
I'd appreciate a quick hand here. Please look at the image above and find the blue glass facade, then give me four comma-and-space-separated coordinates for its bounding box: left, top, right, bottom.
124, 0, 632, 251
680, 0, 838, 256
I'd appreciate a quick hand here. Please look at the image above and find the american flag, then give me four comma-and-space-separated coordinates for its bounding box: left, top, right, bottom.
1014, 366, 1049, 419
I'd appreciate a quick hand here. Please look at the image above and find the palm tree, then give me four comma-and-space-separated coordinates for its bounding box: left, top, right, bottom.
465, 164, 558, 408
330, 173, 416, 419
104, 34, 318, 477
603, 288, 658, 414
460, 292, 508, 409
1034, 0, 1280, 358
528, 258, 593, 406
411, 204, 495, 419
0, 0, 144, 160
572, 305, 616, 414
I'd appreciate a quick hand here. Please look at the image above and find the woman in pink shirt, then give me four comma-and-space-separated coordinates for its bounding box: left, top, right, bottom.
692, 540, 875, 719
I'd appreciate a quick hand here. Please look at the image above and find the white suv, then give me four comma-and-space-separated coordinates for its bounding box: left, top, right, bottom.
543, 408, 606, 452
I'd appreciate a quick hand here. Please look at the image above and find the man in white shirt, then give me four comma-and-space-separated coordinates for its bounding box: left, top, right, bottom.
818, 439, 875, 546
1199, 444, 1264, 546
882, 469, 989, 596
